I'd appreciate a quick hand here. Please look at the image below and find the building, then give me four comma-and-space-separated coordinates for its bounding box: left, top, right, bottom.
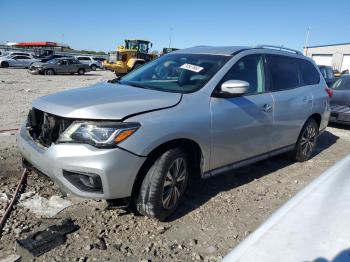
304, 43, 350, 72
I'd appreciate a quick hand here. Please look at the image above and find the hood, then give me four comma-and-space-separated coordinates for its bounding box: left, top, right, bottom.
331, 90, 350, 106
30, 62, 46, 67
32, 82, 182, 120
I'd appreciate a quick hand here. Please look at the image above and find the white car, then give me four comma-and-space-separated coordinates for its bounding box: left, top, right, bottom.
0, 55, 38, 68
75, 56, 102, 70
224, 154, 350, 262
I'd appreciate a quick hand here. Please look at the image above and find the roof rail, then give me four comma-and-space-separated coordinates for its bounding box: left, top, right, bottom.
253, 45, 303, 55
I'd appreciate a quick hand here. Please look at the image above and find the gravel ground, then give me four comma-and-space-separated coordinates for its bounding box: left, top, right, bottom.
0, 68, 349, 261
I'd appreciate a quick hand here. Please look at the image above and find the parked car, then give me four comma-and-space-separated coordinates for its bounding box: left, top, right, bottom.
223, 154, 350, 262
9, 52, 33, 57
92, 57, 106, 64
18, 45, 330, 220
28, 57, 91, 75
0, 54, 38, 68
329, 75, 350, 125
318, 65, 337, 86
38, 54, 72, 63
75, 56, 102, 70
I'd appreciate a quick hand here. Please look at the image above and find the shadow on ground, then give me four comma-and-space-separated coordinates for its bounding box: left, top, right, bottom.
169, 130, 339, 221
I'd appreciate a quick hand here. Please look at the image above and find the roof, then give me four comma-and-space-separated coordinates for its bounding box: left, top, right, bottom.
8, 41, 70, 48
306, 42, 350, 48
174, 46, 249, 56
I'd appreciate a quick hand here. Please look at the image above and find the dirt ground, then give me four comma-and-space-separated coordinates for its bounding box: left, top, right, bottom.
0, 68, 349, 261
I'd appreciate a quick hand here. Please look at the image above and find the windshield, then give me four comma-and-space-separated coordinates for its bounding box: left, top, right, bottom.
331, 77, 350, 90
119, 53, 231, 93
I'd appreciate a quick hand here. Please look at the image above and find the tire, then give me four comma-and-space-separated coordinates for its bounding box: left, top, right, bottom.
44, 69, 54, 75
78, 68, 85, 75
1, 61, 9, 68
90, 64, 97, 71
136, 148, 189, 221
292, 118, 319, 162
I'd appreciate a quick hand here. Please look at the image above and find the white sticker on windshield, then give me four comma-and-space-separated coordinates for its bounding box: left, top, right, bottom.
180, 63, 203, 73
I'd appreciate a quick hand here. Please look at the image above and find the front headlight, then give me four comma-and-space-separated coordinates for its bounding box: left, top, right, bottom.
57, 121, 140, 148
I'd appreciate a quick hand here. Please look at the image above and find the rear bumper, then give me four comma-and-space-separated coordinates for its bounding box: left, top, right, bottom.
329, 105, 350, 125
17, 122, 146, 199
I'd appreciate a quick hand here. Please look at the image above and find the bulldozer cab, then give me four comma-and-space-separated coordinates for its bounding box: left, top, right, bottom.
124, 39, 152, 53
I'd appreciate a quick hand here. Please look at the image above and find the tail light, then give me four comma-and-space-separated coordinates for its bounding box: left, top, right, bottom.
325, 87, 333, 98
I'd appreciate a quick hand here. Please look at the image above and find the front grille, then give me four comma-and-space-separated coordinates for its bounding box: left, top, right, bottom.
27, 108, 73, 147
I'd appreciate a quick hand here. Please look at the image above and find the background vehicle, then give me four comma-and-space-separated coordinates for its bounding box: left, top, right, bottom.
318, 65, 337, 86
329, 75, 350, 125
0, 54, 37, 68
103, 39, 157, 76
223, 155, 350, 262
38, 54, 72, 63
18, 45, 330, 221
28, 57, 91, 75
75, 56, 102, 70
161, 47, 179, 55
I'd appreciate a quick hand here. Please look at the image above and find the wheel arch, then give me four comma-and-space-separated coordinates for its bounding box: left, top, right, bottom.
131, 138, 203, 199
309, 113, 321, 128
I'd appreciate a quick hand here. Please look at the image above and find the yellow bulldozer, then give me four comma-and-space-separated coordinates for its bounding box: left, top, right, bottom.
103, 39, 157, 76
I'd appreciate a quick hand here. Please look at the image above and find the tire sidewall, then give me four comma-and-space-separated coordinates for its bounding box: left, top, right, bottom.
137, 148, 189, 220
45, 69, 54, 75
78, 68, 85, 75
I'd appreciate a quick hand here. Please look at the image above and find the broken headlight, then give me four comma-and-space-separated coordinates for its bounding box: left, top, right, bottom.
57, 121, 140, 148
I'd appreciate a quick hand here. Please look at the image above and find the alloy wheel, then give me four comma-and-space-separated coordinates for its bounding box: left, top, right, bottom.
300, 124, 317, 157
162, 157, 187, 210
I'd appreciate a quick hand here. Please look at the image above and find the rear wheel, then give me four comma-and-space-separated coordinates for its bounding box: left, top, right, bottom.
1, 61, 9, 68
90, 64, 97, 71
136, 148, 189, 221
78, 68, 85, 75
44, 69, 54, 75
292, 118, 319, 162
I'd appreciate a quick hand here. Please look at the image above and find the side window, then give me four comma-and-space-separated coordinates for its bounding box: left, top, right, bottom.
297, 59, 320, 85
267, 55, 301, 91
220, 55, 266, 94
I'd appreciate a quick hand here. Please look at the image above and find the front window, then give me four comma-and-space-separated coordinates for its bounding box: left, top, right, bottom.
119, 54, 231, 93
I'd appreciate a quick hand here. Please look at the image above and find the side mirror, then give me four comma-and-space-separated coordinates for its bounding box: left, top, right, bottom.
217, 80, 249, 97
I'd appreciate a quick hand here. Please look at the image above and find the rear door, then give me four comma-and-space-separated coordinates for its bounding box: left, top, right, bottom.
210, 54, 274, 170
266, 55, 313, 150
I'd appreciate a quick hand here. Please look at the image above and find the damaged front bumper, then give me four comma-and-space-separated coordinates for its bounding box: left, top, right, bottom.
17, 122, 146, 199
28, 67, 43, 75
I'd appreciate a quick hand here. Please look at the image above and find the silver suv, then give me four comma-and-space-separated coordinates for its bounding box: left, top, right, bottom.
18, 45, 331, 220
75, 56, 102, 70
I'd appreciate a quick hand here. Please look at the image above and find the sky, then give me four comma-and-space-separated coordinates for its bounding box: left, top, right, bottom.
1, 0, 349, 53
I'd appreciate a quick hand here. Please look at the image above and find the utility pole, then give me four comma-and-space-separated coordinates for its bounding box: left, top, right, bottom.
304, 26, 311, 56
168, 27, 173, 48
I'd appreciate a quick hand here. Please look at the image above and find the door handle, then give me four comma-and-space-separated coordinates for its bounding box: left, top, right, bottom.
262, 104, 273, 112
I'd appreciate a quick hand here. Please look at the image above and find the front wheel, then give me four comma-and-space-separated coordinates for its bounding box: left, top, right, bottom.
78, 68, 85, 75
44, 69, 54, 75
136, 148, 189, 221
292, 118, 319, 162
1, 61, 9, 68
90, 64, 97, 71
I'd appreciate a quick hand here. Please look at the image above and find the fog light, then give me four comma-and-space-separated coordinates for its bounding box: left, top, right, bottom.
63, 170, 103, 193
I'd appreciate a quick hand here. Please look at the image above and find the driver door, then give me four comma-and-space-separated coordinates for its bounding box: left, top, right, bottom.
210, 54, 274, 170
56, 59, 69, 73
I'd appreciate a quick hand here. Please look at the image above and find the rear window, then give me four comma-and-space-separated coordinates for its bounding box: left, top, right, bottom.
331, 77, 350, 90
298, 59, 320, 85
267, 55, 301, 91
